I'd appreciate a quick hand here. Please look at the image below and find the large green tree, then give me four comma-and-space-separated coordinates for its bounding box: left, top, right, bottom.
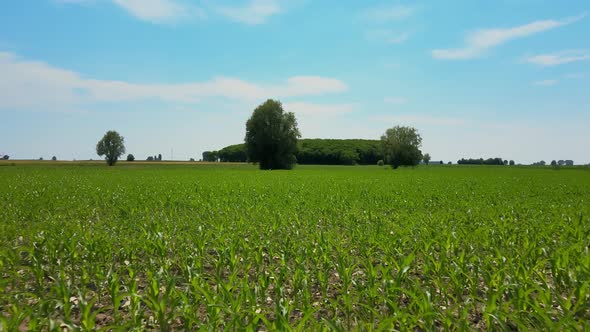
245, 99, 300, 170
96, 130, 126, 166
381, 126, 423, 169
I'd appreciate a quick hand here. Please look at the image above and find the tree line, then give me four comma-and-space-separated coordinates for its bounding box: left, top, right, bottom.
90, 99, 582, 168
203, 139, 384, 165
457, 158, 514, 166
200, 99, 424, 169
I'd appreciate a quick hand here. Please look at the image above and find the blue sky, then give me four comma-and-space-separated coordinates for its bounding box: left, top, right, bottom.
1, 0, 589, 164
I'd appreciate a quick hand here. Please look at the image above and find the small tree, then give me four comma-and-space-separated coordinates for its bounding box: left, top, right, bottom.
380, 126, 423, 169
147, 156, 154, 161
509, 160, 515, 166
126, 154, 135, 162
52, 156, 57, 161
96, 130, 126, 166
423, 153, 431, 165
551, 160, 557, 166
2, 155, 9, 160
158, 154, 162, 161
245, 99, 301, 170
377, 160, 384, 166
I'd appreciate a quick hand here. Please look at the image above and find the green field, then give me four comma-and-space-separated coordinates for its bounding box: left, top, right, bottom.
1, 163, 589, 330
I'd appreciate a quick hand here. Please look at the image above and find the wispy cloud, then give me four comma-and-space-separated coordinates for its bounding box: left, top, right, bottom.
361, 4, 417, 44
366, 30, 411, 44
525, 50, 590, 66
361, 4, 417, 23
384, 97, 408, 105
58, 0, 204, 24
0, 51, 347, 110
533, 79, 558, 86
215, 0, 281, 25
432, 15, 584, 60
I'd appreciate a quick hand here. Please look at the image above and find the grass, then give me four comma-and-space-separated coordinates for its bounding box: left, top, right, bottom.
1, 163, 589, 330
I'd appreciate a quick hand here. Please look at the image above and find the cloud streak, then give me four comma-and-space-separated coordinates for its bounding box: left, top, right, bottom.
0, 52, 348, 110
361, 5, 417, 23
366, 30, 410, 44
432, 15, 584, 60
533, 79, 558, 86
58, 0, 204, 23
215, 0, 281, 25
525, 50, 590, 66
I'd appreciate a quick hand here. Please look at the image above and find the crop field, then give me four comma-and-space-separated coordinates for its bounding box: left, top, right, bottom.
1, 163, 589, 331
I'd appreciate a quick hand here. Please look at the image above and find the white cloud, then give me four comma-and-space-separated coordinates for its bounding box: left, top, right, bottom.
58, 0, 204, 23
432, 15, 584, 60
0, 51, 348, 110
533, 79, 558, 86
216, 0, 281, 25
384, 97, 408, 105
361, 5, 417, 23
366, 30, 410, 44
525, 50, 590, 66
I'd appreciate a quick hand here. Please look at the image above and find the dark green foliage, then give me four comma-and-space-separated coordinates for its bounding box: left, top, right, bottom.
377, 160, 384, 166
423, 153, 431, 165
147, 156, 154, 161
509, 160, 515, 166
202, 151, 219, 162
126, 154, 135, 162
297, 139, 383, 165
51, 156, 57, 161
2, 155, 9, 160
245, 99, 300, 170
381, 126, 423, 169
218, 144, 247, 162
458, 158, 505, 165
96, 130, 125, 166
215, 139, 385, 165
